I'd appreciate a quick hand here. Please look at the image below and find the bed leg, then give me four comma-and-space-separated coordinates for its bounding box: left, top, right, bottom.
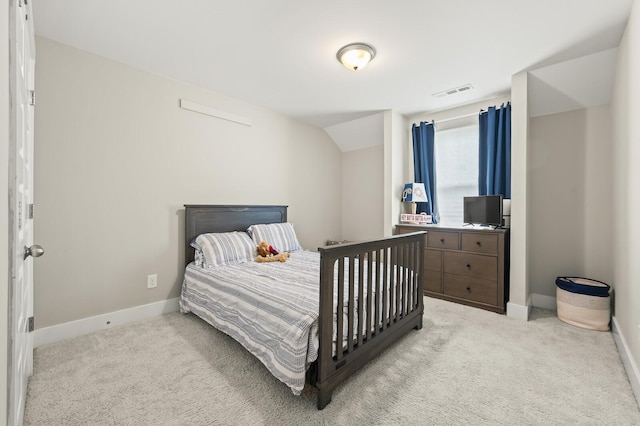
317, 388, 332, 410
414, 315, 423, 330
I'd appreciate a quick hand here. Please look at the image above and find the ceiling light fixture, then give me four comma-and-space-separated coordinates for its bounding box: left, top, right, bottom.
336, 43, 376, 71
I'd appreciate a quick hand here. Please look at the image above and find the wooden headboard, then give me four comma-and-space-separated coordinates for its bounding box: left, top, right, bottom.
184, 204, 288, 265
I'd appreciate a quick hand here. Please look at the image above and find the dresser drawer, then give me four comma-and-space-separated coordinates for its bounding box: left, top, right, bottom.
461, 233, 498, 254
424, 249, 441, 271
443, 252, 497, 281
427, 231, 459, 250
424, 270, 442, 293
443, 274, 498, 305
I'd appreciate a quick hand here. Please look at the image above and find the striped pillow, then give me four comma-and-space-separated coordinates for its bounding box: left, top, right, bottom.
247, 223, 302, 253
192, 232, 256, 267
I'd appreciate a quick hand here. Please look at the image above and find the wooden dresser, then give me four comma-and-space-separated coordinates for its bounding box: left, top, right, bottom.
396, 224, 509, 314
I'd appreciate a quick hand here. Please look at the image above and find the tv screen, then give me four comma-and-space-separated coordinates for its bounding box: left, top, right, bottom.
463, 195, 503, 227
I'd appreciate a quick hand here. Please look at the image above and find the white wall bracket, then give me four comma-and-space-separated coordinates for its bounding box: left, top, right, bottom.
179, 99, 252, 127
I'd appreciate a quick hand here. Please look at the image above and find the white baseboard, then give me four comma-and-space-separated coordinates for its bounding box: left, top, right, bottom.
611, 316, 640, 408
531, 293, 557, 311
506, 301, 531, 320
34, 297, 180, 348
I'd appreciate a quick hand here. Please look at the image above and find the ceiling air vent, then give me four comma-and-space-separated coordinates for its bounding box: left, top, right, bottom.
433, 84, 473, 98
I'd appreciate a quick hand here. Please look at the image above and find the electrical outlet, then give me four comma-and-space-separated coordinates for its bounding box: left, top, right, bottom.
147, 274, 158, 289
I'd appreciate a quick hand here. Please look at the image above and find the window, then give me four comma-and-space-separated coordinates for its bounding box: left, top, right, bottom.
434, 125, 479, 225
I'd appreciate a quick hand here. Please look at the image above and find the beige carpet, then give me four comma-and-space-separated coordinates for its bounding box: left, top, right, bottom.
25, 297, 640, 425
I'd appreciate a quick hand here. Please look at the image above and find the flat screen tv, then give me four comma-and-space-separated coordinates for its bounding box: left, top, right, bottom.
463, 195, 503, 227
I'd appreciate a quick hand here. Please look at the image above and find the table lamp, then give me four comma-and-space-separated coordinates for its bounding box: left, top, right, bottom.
402, 182, 428, 214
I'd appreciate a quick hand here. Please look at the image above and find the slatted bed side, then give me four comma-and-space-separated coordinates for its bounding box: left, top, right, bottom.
315, 231, 425, 409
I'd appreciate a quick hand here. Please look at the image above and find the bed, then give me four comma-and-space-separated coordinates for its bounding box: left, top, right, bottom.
180, 204, 425, 409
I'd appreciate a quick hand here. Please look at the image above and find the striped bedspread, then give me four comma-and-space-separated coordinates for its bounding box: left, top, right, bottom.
180, 250, 325, 395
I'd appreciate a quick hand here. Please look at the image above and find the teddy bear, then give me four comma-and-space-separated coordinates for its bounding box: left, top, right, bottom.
256, 241, 290, 263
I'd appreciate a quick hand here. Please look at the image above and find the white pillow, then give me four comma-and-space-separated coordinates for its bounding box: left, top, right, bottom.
191, 232, 256, 267
247, 222, 302, 253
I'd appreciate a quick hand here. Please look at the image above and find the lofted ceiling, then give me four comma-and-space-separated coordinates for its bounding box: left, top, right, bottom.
33, 0, 634, 150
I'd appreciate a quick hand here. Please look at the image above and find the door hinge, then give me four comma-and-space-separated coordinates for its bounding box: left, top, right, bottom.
30, 90, 35, 106
28, 316, 34, 333
28, 203, 34, 219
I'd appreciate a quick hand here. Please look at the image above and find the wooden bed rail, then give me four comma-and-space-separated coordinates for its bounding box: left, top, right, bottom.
315, 232, 425, 409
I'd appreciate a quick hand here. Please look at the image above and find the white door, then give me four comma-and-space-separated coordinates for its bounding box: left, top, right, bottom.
9, 0, 38, 424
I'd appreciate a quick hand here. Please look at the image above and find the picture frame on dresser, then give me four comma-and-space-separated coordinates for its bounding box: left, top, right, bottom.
396, 223, 509, 314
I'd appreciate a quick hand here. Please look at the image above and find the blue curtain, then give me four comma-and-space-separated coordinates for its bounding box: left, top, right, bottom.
411, 121, 439, 223
479, 102, 511, 198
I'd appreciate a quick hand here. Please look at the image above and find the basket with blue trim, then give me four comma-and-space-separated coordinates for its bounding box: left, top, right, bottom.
555, 277, 611, 331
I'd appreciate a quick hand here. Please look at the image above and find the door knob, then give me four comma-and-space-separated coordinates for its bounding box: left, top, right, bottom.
24, 244, 44, 260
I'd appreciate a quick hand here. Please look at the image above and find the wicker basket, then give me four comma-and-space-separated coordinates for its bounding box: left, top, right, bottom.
555, 277, 611, 331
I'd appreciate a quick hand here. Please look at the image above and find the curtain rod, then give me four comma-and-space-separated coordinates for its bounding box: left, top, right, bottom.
432, 111, 479, 125
414, 111, 479, 127
415, 101, 510, 126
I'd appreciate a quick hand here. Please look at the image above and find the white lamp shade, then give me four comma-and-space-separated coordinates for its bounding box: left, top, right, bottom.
402, 183, 428, 203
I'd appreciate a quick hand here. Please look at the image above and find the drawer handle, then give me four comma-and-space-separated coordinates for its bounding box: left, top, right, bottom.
466, 264, 471, 269
466, 286, 471, 292
440, 238, 445, 244
476, 241, 481, 247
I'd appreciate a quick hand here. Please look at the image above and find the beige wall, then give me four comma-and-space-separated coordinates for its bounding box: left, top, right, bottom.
337, 111, 404, 242
1, 0, 10, 422
582, 106, 614, 284
342, 145, 383, 242
385, 110, 408, 237
508, 71, 530, 317
611, 0, 640, 389
33, 37, 342, 328
528, 106, 612, 297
